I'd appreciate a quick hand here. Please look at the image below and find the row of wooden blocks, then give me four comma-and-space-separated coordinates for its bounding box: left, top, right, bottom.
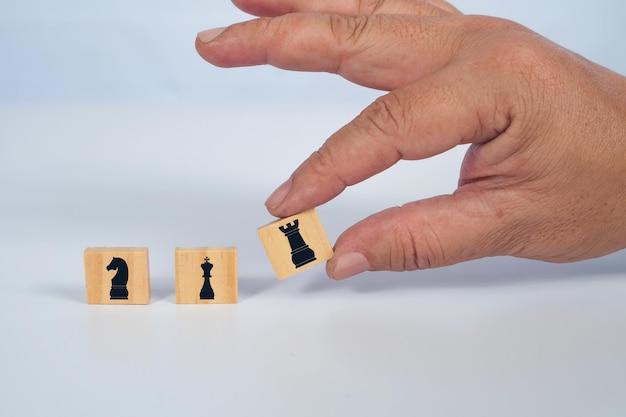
84, 209, 333, 304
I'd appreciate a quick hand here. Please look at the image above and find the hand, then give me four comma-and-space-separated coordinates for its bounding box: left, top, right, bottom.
196, 0, 626, 279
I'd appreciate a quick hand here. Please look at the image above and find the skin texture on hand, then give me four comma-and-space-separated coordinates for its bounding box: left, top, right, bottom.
196, 0, 626, 279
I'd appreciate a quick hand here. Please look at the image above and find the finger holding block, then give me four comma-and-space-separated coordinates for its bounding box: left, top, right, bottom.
175, 247, 238, 304
257, 208, 334, 280
84, 247, 151, 304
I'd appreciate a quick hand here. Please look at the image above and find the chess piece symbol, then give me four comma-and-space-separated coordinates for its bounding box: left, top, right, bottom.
279, 220, 317, 268
200, 257, 215, 300
106, 257, 129, 300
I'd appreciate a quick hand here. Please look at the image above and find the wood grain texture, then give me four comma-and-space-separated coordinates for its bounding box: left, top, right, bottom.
84, 247, 150, 304
175, 247, 238, 304
257, 208, 333, 280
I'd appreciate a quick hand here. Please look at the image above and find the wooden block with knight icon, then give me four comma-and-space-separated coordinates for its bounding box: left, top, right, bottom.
175, 247, 238, 304
84, 247, 151, 304
257, 208, 334, 280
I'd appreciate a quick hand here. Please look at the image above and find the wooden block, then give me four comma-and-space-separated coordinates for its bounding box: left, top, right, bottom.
175, 247, 238, 304
257, 208, 334, 280
84, 247, 150, 304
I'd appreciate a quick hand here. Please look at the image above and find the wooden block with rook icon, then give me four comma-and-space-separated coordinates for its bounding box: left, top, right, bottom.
257, 208, 334, 280
175, 247, 238, 304
84, 247, 151, 304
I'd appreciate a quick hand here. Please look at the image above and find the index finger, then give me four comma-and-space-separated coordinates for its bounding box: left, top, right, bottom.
265, 66, 511, 217
231, 0, 460, 17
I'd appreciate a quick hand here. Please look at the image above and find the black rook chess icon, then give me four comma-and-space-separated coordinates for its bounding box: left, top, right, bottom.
106, 257, 129, 300
200, 257, 215, 300
279, 220, 317, 268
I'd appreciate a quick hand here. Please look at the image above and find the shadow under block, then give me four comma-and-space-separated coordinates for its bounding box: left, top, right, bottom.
175, 247, 238, 304
257, 208, 334, 280
84, 247, 151, 304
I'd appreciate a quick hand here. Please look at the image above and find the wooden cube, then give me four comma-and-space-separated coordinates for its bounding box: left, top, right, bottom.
257, 208, 334, 280
84, 247, 150, 304
175, 247, 238, 304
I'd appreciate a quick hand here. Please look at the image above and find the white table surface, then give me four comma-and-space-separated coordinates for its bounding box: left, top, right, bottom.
0, 104, 624, 417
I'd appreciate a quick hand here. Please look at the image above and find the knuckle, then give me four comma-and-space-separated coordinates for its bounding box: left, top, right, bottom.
471, 19, 558, 87
418, 224, 448, 269
260, 16, 290, 59
489, 33, 562, 127
386, 208, 447, 271
503, 42, 553, 84
358, 93, 406, 139
403, 223, 447, 270
356, 0, 387, 14
328, 14, 373, 47
308, 146, 336, 175
304, 144, 349, 188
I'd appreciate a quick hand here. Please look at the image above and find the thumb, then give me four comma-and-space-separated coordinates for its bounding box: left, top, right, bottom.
327, 191, 511, 279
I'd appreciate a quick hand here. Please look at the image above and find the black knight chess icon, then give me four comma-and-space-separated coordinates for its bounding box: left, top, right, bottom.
200, 257, 215, 300
107, 257, 129, 300
279, 220, 317, 268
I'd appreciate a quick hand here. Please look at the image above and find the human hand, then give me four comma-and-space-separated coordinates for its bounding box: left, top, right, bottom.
196, 0, 626, 279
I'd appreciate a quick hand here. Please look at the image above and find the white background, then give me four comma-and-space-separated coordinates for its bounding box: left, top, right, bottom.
1, 1, 625, 416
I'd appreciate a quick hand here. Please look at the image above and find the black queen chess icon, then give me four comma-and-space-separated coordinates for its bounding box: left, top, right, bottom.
279, 219, 317, 268
200, 257, 215, 300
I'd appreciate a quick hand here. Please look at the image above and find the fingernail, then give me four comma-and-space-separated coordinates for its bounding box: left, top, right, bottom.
330, 252, 370, 280
265, 179, 292, 209
197, 27, 226, 44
